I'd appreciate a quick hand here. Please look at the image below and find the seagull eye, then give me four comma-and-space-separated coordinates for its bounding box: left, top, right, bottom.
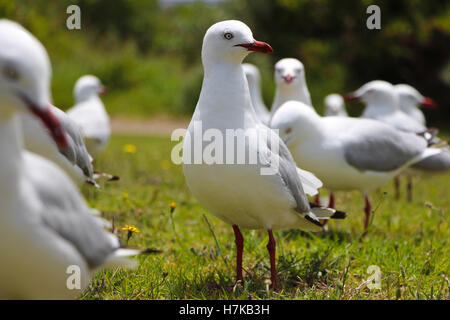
3, 65, 19, 81
224, 32, 234, 40
285, 128, 292, 134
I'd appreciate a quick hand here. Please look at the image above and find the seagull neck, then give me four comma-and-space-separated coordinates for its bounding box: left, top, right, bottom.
75, 93, 100, 104
0, 113, 24, 180
272, 82, 312, 114
198, 60, 258, 126
363, 101, 397, 118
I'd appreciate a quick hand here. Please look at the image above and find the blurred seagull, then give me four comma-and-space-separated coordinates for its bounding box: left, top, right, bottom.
21, 105, 97, 187
242, 63, 270, 125
395, 84, 437, 126
324, 93, 348, 117
67, 75, 110, 158
182, 20, 345, 291
271, 100, 441, 236
346, 80, 448, 201
0, 20, 156, 299
271, 58, 313, 117
349, 80, 427, 133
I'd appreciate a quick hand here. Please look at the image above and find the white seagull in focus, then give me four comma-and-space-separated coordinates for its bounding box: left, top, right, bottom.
182, 20, 345, 291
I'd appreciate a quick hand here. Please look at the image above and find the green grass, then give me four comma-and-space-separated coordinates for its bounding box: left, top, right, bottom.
81, 134, 449, 300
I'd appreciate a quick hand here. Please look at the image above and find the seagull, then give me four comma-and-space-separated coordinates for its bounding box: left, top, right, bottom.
347, 80, 427, 133
67, 75, 110, 158
395, 84, 437, 126
271, 100, 441, 236
271, 58, 313, 117
0, 19, 156, 299
21, 105, 97, 187
346, 80, 448, 201
182, 20, 345, 292
324, 93, 348, 117
242, 63, 270, 125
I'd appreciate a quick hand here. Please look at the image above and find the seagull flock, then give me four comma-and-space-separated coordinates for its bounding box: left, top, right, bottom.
0, 18, 448, 298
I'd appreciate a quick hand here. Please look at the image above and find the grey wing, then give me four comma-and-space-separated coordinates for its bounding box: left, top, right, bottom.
263, 126, 311, 214
343, 121, 427, 172
26, 153, 117, 269
41, 207, 117, 269
51, 106, 94, 178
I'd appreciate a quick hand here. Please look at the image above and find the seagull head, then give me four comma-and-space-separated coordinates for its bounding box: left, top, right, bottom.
201, 20, 273, 66
0, 19, 67, 148
344, 80, 398, 109
394, 84, 437, 110
274, 58, 305, 87
271, 100, 320, 147
74, 75, 107, 103
324, 93, 346, 116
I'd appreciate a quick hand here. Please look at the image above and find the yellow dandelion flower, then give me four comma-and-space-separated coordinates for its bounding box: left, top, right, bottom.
124, 144, 137, 154
121, 225, 140, 233
122, 192, 129, 200
170, 201, 177, 213
160, 160, 171, 170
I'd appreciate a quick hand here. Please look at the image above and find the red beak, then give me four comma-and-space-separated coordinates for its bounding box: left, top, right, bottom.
344, 92, 360, 102
18, 93, 68, 149
99, 85, 108, 95
30, 106, 68, 149
283, 74, 294, 84
235, 40, 273, 54
420, 97, 437, 109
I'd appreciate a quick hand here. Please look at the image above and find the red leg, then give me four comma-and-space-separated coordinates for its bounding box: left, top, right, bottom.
363, 195, 371, 237
232, 225, 244, 284
394, 177, 400, 200
328, 192, 335, 209
322, 192, 334, 227
407, 176, 413, 203
314, 192, 321, 205
266, 229, 278, 292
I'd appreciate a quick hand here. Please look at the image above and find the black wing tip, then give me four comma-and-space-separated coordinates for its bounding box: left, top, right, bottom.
305, 215, 323, 228
108, 175, 120, 181
119, 244, 162, 255
309, 202, 347, 219
141, 248, 162, 254
331, 210, 347, 219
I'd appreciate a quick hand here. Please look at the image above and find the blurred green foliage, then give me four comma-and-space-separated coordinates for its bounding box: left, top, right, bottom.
1, 0, 449, 127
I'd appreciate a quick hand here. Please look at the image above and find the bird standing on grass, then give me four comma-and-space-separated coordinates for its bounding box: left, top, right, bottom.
67, 75, 110, 158
271, 100, 442, 236
182, 20, 345, 291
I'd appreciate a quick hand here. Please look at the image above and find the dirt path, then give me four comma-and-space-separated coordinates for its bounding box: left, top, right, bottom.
111, 115, 190, 136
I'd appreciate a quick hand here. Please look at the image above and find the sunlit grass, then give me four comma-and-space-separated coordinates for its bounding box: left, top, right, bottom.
81, 134, 449, 300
